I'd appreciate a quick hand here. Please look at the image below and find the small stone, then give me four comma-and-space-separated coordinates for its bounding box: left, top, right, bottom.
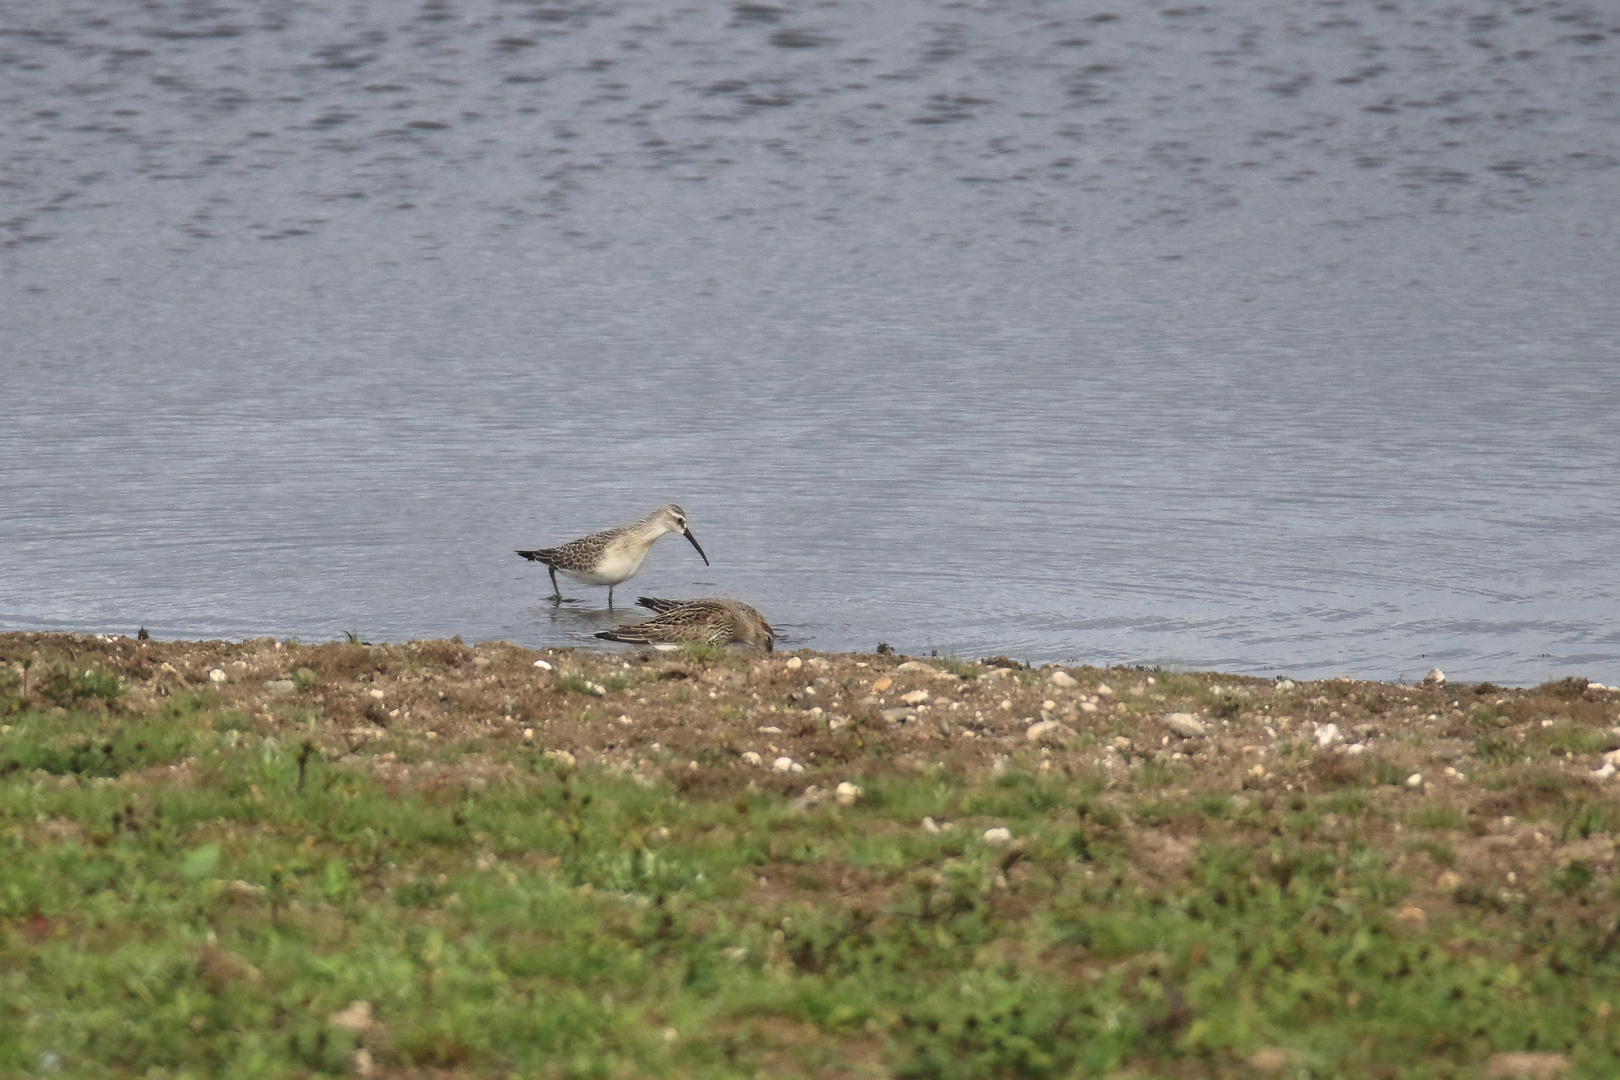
1602, 749, 1620, 767
369, 688, 385, 700
1484, 1052, 1569, 1080
1249, 1047, 1294, 1075
1095, 683, 1114, 696
263, 679, 295, 694
1395, 905, 1427, 927
1406, 773, 1424, 788
1164, 713, 1205, 738
208, 668, 228, 684
1275, 679, 1295, 691
533, 659, 553, 670
921, 817, 942, 834
1592, 762, 1616, 782
981, 667, 1013, 680
741, 751, 762, 767
1315, 723, 1343, 748
772, 756, 795, 773
1079, 701, 1099, 713
896, 660, 939, 674
1437, 870, 1464, 889
355, 1048, 375, 1078
1422, 667, 1446, 686
871, 676, 893, 692
584, 681, 606, 696
881, 708, 914, 724
785, 657, 802, 670
982, 826, 1012, 845
1048, 670, 1077, 688
901, 689, 930, 705
1025, 719, 1073, 745
1112, 736, 1133, 750
329, 1000, 373, 1034
1345, 743, 1369, 756
835, 781, 862, 806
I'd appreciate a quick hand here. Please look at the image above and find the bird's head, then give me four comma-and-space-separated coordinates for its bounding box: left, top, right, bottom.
654, 503, 709, 566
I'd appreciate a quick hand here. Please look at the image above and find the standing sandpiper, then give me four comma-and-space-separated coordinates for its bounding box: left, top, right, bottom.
595, 596, 775, 651
516, 503, 709, 607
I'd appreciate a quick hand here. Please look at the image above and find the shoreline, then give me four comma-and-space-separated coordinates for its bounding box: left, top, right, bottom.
5, 630, 1620, 1075
4, 630, 1616, 786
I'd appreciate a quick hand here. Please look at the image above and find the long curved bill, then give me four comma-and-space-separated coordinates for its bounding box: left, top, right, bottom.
683, 528, 710, 566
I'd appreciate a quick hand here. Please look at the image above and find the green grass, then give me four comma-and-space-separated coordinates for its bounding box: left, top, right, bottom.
5, 698, 1620, 1078
681, 641, 727, 663
936, 657, 981, 681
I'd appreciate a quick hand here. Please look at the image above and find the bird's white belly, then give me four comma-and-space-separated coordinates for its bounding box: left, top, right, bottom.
559, 546, 648, 586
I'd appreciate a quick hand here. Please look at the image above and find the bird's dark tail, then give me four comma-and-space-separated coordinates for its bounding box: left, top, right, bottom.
595, 627, 656, 644
515, 548, 554, 563
635, 596, 686, 614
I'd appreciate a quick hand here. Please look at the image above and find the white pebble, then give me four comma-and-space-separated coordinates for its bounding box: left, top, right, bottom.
1095, 683, 1114, 696
1593, 762, 1617, 782
1048, 670, 1077, 688
208, 668, 228, 684
772, 756, 795, 773
1025, 719, 1072, 745
901, 689, 930, 705
835, 781, 862, 806
1406, 773, 1424, 788
1275, 679, 1295, 691
921, 816, 942, 834
741, 751, 762, 767
533, 659, 552, 670
785, 657, 802, 670
1164, 713, 1205, 738
982, 827, 1013, 845
369, 688, 385, 700
1422, 667, 1446, 685
1315, 723, 1343, 748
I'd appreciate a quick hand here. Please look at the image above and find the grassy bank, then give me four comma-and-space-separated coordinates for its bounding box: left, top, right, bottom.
2, 632, 1619, 1079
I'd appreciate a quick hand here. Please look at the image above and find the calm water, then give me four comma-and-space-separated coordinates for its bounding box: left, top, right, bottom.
3, 0, 1618, 684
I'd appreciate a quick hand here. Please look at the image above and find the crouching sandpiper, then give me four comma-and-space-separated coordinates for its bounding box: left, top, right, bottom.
595, 597, 774, 652
516, 503, 709, 607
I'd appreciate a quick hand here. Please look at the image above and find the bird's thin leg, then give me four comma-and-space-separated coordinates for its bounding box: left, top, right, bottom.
549, 566, 562, 603
608, 585, 615, 609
